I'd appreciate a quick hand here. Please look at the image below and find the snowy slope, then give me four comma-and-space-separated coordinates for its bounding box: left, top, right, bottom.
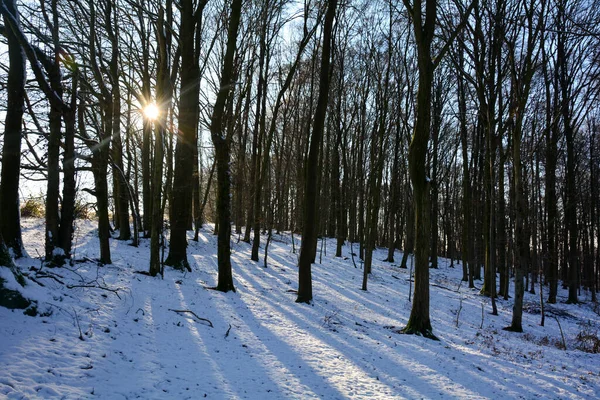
0, 218, 598, 399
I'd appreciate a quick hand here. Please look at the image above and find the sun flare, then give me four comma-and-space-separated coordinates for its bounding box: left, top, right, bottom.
143, 103, 160, 120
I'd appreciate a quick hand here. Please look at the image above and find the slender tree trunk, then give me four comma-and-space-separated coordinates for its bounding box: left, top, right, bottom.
457, 44, 471, 284
140, 7, 152, 236
545, 135, 559, 301
429, 81, 442, 269
386, 120, 402, 263
400, 197, 414, 269
560, 26, 579, 304
507, 115, 527, 332
95, 154, 112, 265
149, 7, 171, 277
107, 3, 130, 241
590, 126, 598, 302
58, 74, 78, 258
45, 51, 63, 265
498, 150, 508, 299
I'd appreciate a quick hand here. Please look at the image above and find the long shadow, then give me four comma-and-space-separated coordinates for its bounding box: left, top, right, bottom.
233, 243, 585, 399
229, 269, 412, 398
194, 231, 594, 399
172, 282, 296, 399
233, 263, 458, 398
184, 251, 333, 398
254, 266, 579, 398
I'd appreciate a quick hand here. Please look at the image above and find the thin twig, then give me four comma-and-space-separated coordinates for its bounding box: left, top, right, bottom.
225, 323, 232, 338
408, 254, 413, 302
554, 316, 567, 350
456, 297, 463, 328
480, 303, 485, 329
72, 307, 84, 341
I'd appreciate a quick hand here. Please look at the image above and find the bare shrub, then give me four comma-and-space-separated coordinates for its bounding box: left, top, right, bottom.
20, 197, 45, 218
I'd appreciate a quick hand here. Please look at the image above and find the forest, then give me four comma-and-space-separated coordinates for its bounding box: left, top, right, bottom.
1, 0, 600, 397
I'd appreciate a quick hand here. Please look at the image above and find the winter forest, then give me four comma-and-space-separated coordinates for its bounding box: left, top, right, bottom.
1, 0, 600, 398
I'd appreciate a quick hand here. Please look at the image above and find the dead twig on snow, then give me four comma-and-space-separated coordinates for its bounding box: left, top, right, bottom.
168, 309, 214, 328
554, 316, 567, 350
66, 284, 122, 299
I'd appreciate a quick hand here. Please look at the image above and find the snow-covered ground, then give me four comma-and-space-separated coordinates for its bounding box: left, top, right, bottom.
1, 219, 599, 399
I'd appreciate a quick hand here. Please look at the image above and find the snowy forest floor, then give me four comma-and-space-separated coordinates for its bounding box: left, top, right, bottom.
1, 219, 599, 399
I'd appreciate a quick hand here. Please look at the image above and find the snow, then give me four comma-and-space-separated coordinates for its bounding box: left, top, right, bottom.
0, 267, 21, 292
1, 218, 599, 399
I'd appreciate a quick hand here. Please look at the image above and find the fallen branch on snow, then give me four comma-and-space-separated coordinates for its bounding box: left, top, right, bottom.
168, 309, 214, 328
66, 283, 122, 299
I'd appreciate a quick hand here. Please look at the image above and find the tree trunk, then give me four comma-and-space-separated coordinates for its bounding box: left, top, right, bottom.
107, 3, 130, 241
45, 52, 63, 265
456, 39, 471, 283
296, 0, 337, 304
94, 154, 112, 265
544, 58, 559, 303
401, 0, 439, 339
149, 7, 171, 277
559, 20, 579, 303
58, 74, 78, 258
166, 0, 201, 272
507, 118, 527, 332
429, 81, 442, 270
210, 0, 242, 292
0, 0, 26, 258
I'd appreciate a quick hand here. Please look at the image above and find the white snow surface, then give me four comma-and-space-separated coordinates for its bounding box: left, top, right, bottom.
1, 219, 599, 399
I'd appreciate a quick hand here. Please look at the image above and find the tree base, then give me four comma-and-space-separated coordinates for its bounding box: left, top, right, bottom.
295, 295, 311, 304
212, 284, 236, 293
0, 277, 35, 314
400, 324, 439, 341
502, 325, 523, 333
164, 256, 192, 272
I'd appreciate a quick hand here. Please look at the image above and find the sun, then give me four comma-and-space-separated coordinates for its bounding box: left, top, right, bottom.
143, 103, 160, 120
